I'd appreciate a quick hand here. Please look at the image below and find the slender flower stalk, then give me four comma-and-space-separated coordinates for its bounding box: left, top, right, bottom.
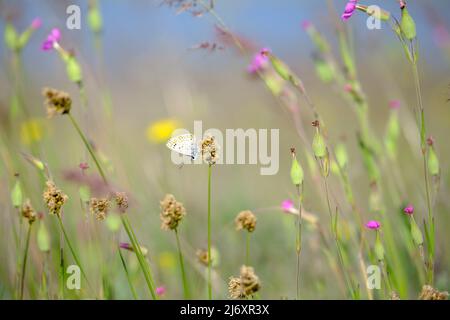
121, 214, 157, 299
19, 223, 32, 299
201, 135, 218, 299
117, 246, 138, 299
160, 194, 190, 299
175, 229, 190, 299
68, 113, 107, 183
235, 210, 257, 267
207, 164, 212, 299
290, 148, 304, 299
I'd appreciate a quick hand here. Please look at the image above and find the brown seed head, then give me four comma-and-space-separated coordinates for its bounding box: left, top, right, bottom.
201, 135, 219, 165
419, 285, 448, 300
43, 181, 68, 217
160, 194, 186, 230
228, 265, 261, 299
114, 192, 129, 213
235, 210, 257, 232
228, 277, 244, 299
21, 199, 37, 224
89, 198, 111, 221
42, 87, 72, 118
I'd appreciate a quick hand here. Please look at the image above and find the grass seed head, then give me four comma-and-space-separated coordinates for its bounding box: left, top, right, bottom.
160, 194, 186, 230
90, 197, 111, 221
21, 199, 37, 224
235, 210, 257, 233
419, 285, 448, 300
201, 135, 219, 165
114, 192, 129, 213
42, 87, 72, 118
43, 181, 68, 217
229, 265, 261, 299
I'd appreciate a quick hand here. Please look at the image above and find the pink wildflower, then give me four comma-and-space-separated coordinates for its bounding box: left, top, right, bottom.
281, 199, 295, 213
156, 286, 166, 296
42, 28, 61, 51
403, 205, 414, 215
365, 220, 381, 230
247, 48, 269, 74
341, 0, 358, 21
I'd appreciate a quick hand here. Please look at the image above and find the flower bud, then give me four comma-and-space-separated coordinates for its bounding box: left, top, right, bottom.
290, 149, 304, 186
400, 6, 417, 41
409, 217, 424, 247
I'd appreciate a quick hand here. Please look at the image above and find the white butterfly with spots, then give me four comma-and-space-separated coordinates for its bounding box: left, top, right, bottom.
166, 134, 199, 160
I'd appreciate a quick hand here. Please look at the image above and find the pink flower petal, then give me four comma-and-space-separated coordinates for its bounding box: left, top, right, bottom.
365, 220, 381, 230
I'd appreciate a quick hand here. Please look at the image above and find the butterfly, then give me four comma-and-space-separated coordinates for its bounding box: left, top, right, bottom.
166, 133, 199, 160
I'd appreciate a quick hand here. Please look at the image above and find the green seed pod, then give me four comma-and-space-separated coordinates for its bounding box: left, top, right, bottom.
263, 73, 283, 97
37, 222, 51, 252
335, 143, 349, 169
88, 4, 103, 34
410, 218, 424, 246
312, 130, 327, 158
11, 180, 23, 208
427, 147, 439, 176
4, 23, 18, 50
269, 55, 291, 81
374, 232, 385, 261
290, 156, 304, 186
65, 56, 83, 84
401, 7, 417, 41
314, 58, 334, 84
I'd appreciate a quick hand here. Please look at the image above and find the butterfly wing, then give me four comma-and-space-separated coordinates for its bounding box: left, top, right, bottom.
167, 134, 199, 159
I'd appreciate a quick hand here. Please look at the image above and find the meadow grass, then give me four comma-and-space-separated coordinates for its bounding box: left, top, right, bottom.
0, 0, 449, 300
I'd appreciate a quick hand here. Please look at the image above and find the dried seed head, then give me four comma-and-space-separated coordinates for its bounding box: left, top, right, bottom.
21, 199, 37, 224
228, 265, 261, 299
235, 210, 257, 232
89, 198, 111, 221
160, 194, 186, 230
419, 285, 448, 300
114, 192, 129, 213
228, 277, 244, 299
43, 181, 68, 217
196, 248, 209, 266
42, 87, 72, 118
240, 265, 261, 297
201, 135, 219, 165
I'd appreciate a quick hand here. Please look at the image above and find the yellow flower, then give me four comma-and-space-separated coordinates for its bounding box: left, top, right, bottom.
146, 118, 180, 143
20, 118, 44, 145
158, 251, 176, 270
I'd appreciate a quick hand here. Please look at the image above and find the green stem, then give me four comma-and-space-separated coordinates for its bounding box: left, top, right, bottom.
246, 232, 250, 266
67, 113, 107, 184
207, 164, 212, 300
118, 247, 138, 299
323, 176, 355, 299
121, 215, 157, 299
19, 223, 32, 300
295, 183, 303, 300
175, 229, 190, 299
411, 63, 434, 285
57, 216, 91, 290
